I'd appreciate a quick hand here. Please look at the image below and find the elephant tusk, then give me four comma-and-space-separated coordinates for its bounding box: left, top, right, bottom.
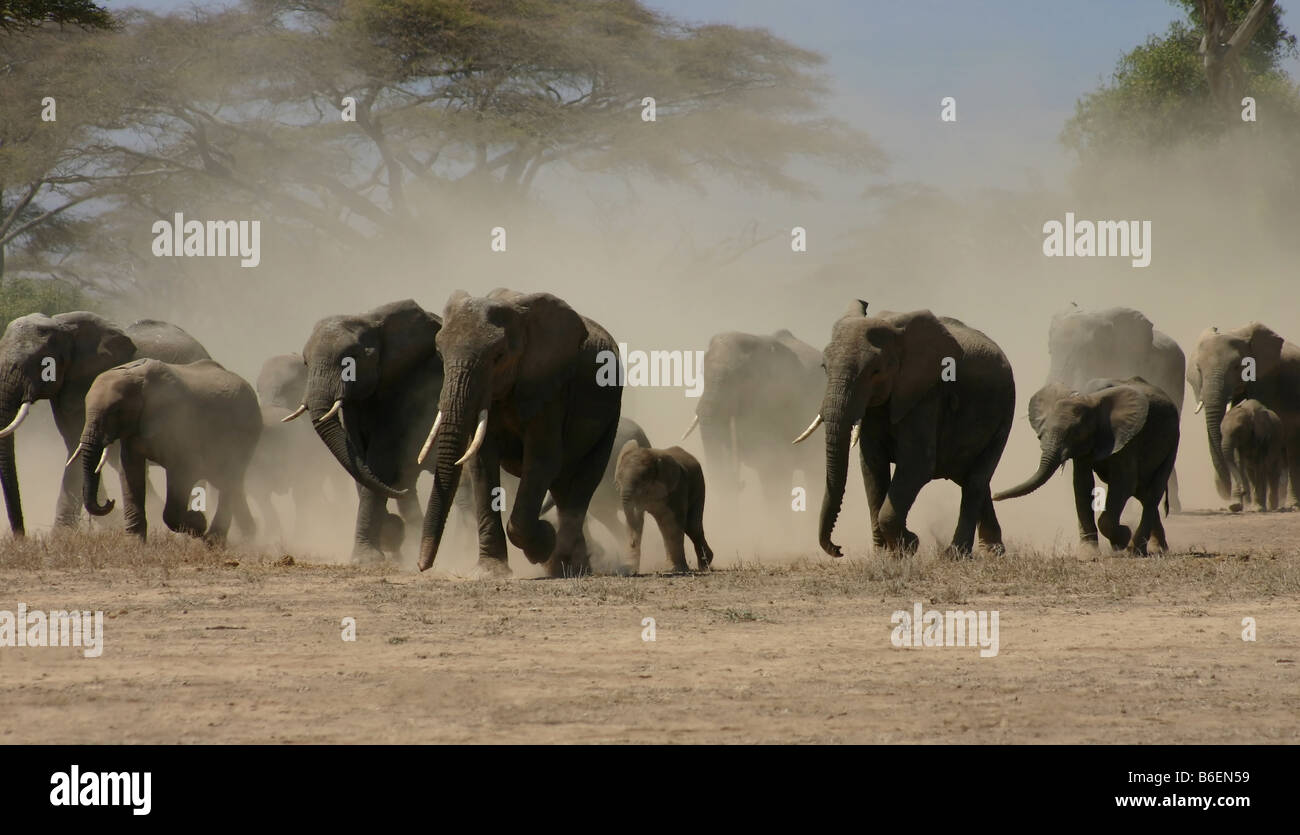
454, 410, 489, 466
1194, 400, 1204, 414
417, 411, 443, 465
850, 422, 861, 449
65, 443, 87, 468
680, 413, 699, 441
792, 414, 823, 444
0, 401, 32, 438
281, 404, 308, 423
95, 447, 108, 474
314, 400, 343, 424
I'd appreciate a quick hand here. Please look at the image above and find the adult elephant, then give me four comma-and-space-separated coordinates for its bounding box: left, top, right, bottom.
281, 300, 443, 562
682, 329, 824, 505
794, 301, 1015, 557
1046, 305, 1186, 511
416, 289, 622, 576
1188, 322, 1300, 508
75, 359, 261, 543
0, 312, 209, 535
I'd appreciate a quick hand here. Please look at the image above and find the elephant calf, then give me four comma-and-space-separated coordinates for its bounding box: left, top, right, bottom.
1221, 399, 1287, 512
614, 441, 713, 573
73, 359, 262, 544
994, 377, 1178, 555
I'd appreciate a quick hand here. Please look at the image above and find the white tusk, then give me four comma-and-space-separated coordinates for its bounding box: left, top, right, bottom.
850, 422, 861, 449
65, 443, 87, 468
314, 400, 343, 424
792, 414, 823, 444
454, 410, 489, 466
1194, 400, 1204, 414
95, 447, 108, 474
680, 413, 699, 441
281, 404, 308, 423
417, 411, 443, 465
0, 401, 32, 438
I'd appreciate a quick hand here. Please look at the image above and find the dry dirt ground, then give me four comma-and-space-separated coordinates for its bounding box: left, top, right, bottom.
1, 510, 1298, 744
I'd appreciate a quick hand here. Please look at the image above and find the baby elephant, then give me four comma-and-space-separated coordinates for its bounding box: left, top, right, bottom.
73, 359, 262, 544
994, 377, 1179, 555
1221, 399, 1287, 512
614, 441, 713, 572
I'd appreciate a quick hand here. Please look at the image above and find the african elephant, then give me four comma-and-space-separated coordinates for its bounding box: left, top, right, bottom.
615, 441, 712, 572
1046, 306, 1186, 511
994, 377, 1178, 554
794, 302, 1015, 557
0, 312, 210, 534
682, 329, 824, 508
1219, 399, 1287, 512
73, 359, 261, 544
539, 416, 651, 569
1188, 323, 1300, 508
416, 289, 622, 576
246, 353, 350, 541
281, 300, 443, 562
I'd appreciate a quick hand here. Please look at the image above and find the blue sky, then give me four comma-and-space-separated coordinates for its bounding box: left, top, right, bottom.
109, 0, 1300, 190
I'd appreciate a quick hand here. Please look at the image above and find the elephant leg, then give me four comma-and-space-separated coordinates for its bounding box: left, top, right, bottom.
1166, 465, 1182, 514
162, 470, 203, 538
52, 405, 87, 528
118, 447, 150, 540
1249, 456, 1269, 512
1286, 438, 1300, 508
976, 495, 1004, 555
506, 438, 562, 566
651, 507, 689, 572
351, 484, 389, 562
623, 500, 645, 574
1224, 446, 1247, 512
1072, 461, 1100, 547
467, 445, 510, 574
948, 482, 989, 557
684, 495, 712, 570
877, 466, 928, 554
1097, 470, 1135, 552
858, 444, 892, 548
206, 486, 235, 546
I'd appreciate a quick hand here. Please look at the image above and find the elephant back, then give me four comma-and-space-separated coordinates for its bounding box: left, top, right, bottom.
126, 319, 211, 364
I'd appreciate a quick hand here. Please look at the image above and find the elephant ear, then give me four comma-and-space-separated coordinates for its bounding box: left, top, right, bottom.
889, 310, 964, 424
613, 439, 640, 490
1186, 356, 1203, 401
374, 299, 441, 388
1028, 383, 1072, 436
67, 317, 135, 382
508, 292, 588, 420
1092, 385, 1149, 458
1246, 323, 1286, 374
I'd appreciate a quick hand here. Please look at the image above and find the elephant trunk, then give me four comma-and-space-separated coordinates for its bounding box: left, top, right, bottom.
419, 362, 485, 572
993, 443, 1066, 501
80, 415, 114, 517
0, 375, 37, 535
1202, 372, 1233, 500
304, 363, 404, 499
817, 399, 854, 557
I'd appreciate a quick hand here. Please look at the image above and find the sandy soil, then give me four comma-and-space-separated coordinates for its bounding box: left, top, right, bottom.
1, 508, 1298, 744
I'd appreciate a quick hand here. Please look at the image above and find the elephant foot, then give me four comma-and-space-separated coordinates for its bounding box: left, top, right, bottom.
879, 528, 919, 557
473, 557, 512, 579
980, 541, 1006, 557
350, 542, 387, 565
378, 512, 406, 553
512, 520, 556, 565
1228, 502, 1243, 513
1105, 527, 1132, 551
941, 543, 973, 561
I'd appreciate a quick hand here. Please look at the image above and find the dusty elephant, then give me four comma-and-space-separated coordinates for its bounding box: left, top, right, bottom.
682, 329, 824, 509
73, 359, 261, 544
615, 441, 712, 573
0, 313, 210, 534
795, 302, 1015, 557
416, 289, 622, 577
994, 377, 1179, 555
1046, 305, 1186, 511
1219, 399, 1287, 512
1188, 323, 1300, 508
282, 300, 444, 562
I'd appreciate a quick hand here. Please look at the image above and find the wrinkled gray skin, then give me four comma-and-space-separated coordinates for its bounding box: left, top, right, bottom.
1188, 323, 1300, 508
77, 359, 261, 544
293, 300, 443, 562
686, 329, 824, 508
994, 377, 1178, 555
247, 353, 354, 543
0, 312, 209, 535
540, 416, 650, 567
801, 302, 1015, 558
1047, 306, 1186, 512
418, 289, 622, 577
615, 441, 712, 573
1219, 399, 1287, 512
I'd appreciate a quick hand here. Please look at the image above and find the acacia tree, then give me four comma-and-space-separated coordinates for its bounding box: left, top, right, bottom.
0, 0, 112, 33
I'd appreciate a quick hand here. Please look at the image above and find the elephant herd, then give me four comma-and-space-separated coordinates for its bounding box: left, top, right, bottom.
0, 295, 1295, 573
